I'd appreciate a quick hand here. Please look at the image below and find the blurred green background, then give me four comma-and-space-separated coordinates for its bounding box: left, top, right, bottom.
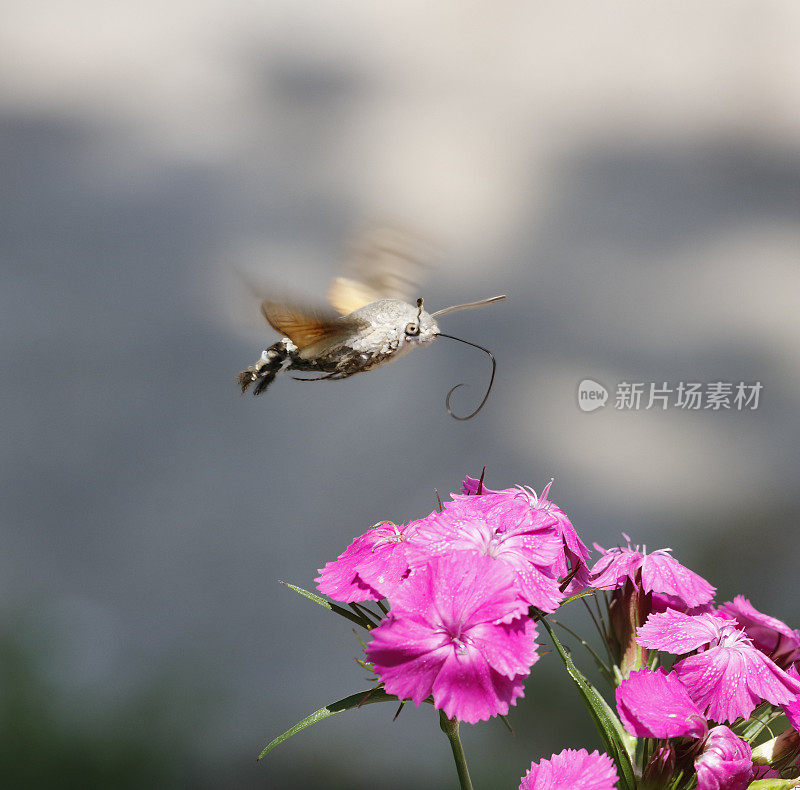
2, 2, 799, 787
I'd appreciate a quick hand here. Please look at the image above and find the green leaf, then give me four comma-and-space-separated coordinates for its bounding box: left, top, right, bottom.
547, 617, 613, 686
746, 780, 800, 789
258, 688, 398, 760
735, 703, 783, 742
539, 617, 636, 790
560, 590, 598, 606
279, 581, 373, 629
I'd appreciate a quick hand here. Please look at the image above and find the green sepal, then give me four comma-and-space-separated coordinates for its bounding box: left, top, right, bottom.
746, 780, 800, 789
498, 713, 513, 734
258, 688, 399, 760
349, 602, 381, 627
279, 581, 374, 629
539, 617, 636, 790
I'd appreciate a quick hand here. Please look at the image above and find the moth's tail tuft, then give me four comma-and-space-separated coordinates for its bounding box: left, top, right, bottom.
236, 369, 257, 394
252, 370, 277, 395
236, 342, 292, 397
236, 365, 279, 396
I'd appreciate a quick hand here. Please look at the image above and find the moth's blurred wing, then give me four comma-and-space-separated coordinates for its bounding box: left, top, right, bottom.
260, 301, 360, 350
327, 226, 434, 315
327, 277, 384, 317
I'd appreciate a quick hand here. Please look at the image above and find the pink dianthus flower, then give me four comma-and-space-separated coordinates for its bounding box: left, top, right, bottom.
408, 491, 564, 612
519, 748, 618, 790
636, 609, 800, 723
782, 664, 800, 733
461, 475, 591, 589
315, 520, 419, 602
717, 595, 800, 669
590, 535, 715, 609
616, 668, 754, 789
616, 667, 706, 739
366, 551, 540, 724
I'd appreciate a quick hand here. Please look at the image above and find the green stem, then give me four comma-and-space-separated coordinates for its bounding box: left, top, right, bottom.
548, 617, 613, 683
439, 709, 474, 790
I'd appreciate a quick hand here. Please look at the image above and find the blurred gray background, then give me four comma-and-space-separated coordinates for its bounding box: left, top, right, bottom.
2, 2, 799, 787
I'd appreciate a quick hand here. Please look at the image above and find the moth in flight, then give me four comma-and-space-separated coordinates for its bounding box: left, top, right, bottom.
236, 228, 505, 419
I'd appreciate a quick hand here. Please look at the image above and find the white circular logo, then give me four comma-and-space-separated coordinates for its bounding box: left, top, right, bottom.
577, 379, 608, 412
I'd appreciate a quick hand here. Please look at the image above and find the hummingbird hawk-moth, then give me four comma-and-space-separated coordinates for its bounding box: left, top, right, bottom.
236, 228, 506, 419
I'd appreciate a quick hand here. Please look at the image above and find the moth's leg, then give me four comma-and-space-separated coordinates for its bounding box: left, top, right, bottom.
291, 351, 367, 382
292, 371, 346, 382
293, 365, 370, 381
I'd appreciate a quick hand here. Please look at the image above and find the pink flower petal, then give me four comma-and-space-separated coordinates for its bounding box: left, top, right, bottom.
519, 748, 618, 790
589, 545, 644, 592
407, 499, 565, 611
650, 592, 714, 616
459, 475, 591, 584
512, 563, 564, 613
316, 522, 414, 603
616, 668, 706, 739
432, 649, 527, 723
442, 495, 564, 565
467, 617, 540, 680
718, 596, 800, 668
674, 639, 800, 723
782, 664, 800, 732
460, 475, 485, 496
366, 553, 541, 723
640, 551, 715, 608
366, 617, 452, 705
534, 480, 591, 576
636, 610, 800, 722
636, 610, 732, 654
591, 539, 714, 610
389, 551, 528, 626
354, 520, 424, 599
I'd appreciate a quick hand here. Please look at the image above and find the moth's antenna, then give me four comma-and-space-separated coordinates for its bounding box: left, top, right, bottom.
431, 294, 506, 318
416, 297, 424, 323
436, 333, 497, 420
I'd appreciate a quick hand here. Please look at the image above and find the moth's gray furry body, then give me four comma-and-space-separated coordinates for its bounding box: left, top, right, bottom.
237, 298, 439, 394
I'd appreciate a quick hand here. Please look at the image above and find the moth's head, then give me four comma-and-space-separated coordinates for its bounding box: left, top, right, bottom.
399, 297, 439, 347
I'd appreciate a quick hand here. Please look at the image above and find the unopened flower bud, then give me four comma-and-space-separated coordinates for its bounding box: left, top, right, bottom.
641, 744, 675, 789
608, 579, 649, 678
751, 726, 800, 774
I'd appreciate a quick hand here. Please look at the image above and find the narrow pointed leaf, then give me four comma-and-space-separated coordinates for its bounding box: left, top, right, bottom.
349, 602, 381, 626
548, 617, 612, 685
560, 590, 597, 606
735, 703, 780, 740
746, 781, 799, 790
279, 581, 372, 629
540, 617, 636, 790
258, 688, 398, 760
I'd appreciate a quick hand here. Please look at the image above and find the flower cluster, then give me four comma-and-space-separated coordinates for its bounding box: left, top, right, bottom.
316, 476, 587, 724
595, 537, 800, 789
306, 475, 800, 789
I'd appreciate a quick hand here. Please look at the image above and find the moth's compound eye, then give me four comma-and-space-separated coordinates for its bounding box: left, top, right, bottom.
405, 322, 420, 337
